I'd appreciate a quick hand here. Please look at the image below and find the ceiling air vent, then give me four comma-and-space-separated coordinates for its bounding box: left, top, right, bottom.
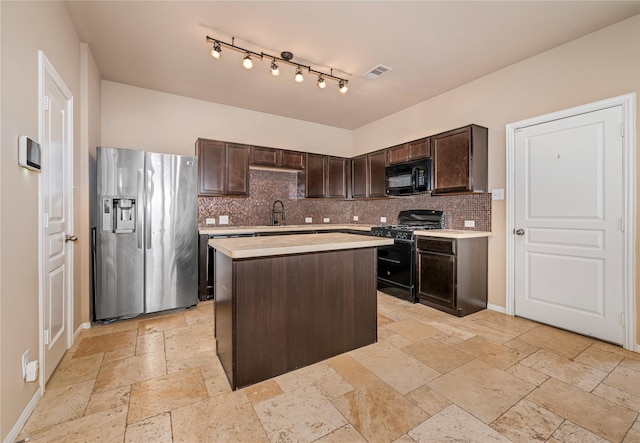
362, 64, 392, 80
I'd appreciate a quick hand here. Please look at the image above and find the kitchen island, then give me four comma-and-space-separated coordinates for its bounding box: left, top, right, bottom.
209, 232, 393, 390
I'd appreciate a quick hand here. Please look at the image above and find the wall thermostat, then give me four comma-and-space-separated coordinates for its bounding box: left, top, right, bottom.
19, 135, 42, 172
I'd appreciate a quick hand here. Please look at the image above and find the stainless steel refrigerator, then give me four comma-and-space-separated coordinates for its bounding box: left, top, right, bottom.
95, 146, 198, 321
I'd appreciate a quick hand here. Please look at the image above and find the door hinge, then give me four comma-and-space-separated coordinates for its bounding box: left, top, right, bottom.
620, 312, 625, 327
44, 329, 50, 345
620, 218, 625, 232
43, 95, 50, 112
44, 213, 49, 228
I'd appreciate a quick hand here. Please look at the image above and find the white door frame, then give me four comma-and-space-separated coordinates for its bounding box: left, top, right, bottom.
506, 93, 637, 351
38, 50, 75, 390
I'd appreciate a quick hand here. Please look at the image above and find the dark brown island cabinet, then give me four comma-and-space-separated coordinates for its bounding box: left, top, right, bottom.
196, 138, 250, 196
212, 233, 390, 390
351, 149, 386, 199
431, 124, 488, 195
416, 236, 488, 317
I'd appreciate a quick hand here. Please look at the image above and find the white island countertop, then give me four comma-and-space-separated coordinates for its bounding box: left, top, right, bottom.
209, 232, 394, 259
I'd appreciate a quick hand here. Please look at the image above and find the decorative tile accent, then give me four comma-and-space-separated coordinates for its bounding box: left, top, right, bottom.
198, 170, 491, 230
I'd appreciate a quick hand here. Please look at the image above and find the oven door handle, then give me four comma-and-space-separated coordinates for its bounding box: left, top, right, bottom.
378, 257, 402, 264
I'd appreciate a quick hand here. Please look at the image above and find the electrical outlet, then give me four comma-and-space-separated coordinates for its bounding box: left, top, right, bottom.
492, 188, 505, 200
205, 218, 216, 225
219, 215, 229, 225
22, 349, 30, 379
323, 218, 330, 223
353, 215, 359, 222
305, 217, 312, 223
464, 220, 476, 228
380, 217, 387, 223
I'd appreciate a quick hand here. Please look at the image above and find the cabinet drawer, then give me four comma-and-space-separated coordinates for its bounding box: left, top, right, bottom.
417, 237, 455, 255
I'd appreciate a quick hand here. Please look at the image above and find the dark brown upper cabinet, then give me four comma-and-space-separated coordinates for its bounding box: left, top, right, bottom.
196, 138, 250, 196
387, 137, 431, 165
250, 146, 305, 170
305, 154, 348, 198
431, 125, 487, 195
351, 150, 387, 199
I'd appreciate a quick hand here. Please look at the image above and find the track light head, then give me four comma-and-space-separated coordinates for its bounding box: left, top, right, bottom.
317, 75, 327, 89
294, 67, 304, 83
210, 41, 222, 59
339, 80, 349, 94
270, 60, 280, 76
242, 53, 253, 69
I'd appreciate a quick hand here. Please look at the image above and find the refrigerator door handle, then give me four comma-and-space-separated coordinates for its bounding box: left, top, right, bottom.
145, 169, 152, 250
137, 169, 144, 249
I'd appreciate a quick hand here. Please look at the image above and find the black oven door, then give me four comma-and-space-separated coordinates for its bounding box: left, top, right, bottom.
378, 240, 413, 290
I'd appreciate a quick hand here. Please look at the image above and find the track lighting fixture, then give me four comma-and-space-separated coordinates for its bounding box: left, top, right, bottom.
210, 41, 222, 59
270, 60, 280, 76
205, 35, 349, 94
242, 53, 253, 70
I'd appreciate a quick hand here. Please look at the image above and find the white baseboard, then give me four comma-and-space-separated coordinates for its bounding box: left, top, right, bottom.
3, 387, 42, 443
487, 303, 506, 314
72, 322, 91, 344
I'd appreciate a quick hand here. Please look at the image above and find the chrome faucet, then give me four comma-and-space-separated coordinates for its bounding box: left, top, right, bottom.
272, 200, 286, 226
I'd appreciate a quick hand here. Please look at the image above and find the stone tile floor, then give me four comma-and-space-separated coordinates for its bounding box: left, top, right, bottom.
17, 292, 640, 442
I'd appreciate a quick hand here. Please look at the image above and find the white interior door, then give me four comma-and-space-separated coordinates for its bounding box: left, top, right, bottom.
514, 106, 625, 345
40, 52, 74, 383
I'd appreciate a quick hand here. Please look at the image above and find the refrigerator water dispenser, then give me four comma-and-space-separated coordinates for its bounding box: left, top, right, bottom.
103, 198, 136, 233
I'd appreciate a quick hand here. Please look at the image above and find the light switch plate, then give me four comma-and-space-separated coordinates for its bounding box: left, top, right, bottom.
305, 217, 312, 223
219, 215, 229, 225
353, 215, 359, 222
380, 217, 387, 223
323, 218, 330, 223
464, 220, 476, 228
205, 218, 216, 225
492, 188, 505, 200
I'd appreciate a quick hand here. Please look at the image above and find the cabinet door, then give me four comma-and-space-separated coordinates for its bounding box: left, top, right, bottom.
196, 139, 225, 195
305, 154, 326, 197
408, 138, 430, 160
417, 251, 456, 309
250, 146, 279, 167
226, 143, 250, 196
387, 144, 409, 165
432, 125, 487, 194
368, 150, 387, 198
327, 156, 348, 198
281, 151, 305, 169
351, 155, 368, 199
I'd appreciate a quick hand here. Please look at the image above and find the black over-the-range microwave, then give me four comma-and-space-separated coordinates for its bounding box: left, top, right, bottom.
385, 159, 432, 196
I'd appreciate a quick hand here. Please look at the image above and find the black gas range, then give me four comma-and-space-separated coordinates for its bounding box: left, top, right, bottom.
371, 209, 444, 302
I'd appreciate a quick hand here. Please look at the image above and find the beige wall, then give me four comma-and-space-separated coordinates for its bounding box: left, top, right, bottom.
101, 81, 353, 157
0, 1, 90, 440
354, 15, 640, 339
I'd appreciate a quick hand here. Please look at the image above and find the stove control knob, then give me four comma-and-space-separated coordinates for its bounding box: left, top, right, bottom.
386, 232, 392, 238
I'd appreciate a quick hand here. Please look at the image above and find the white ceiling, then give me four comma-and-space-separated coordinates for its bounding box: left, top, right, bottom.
64, 1, 640, 130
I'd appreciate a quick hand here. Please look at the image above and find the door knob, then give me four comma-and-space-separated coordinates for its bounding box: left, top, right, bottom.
515, 229, 525, 236
65, 235, 78, 243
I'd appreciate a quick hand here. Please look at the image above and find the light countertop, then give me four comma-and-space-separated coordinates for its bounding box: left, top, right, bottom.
209, 232, 394, 259
414, 230, 492, 239
199, 224, 374, 236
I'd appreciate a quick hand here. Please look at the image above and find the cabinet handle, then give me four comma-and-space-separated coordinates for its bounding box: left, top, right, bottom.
515, 229, 525, 236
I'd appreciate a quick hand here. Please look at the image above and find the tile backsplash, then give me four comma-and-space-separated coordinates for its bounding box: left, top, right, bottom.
198, 170, 491, 231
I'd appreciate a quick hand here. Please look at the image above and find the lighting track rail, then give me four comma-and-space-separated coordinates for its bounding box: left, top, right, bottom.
205, 36, 349, 93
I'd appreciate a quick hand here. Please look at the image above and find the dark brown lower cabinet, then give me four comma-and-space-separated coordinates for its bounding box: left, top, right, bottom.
416, 236, 487, 317
215, 247, 378, 390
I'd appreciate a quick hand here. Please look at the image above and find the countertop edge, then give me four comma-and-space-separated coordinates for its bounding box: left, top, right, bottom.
414, 230, 492, 239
